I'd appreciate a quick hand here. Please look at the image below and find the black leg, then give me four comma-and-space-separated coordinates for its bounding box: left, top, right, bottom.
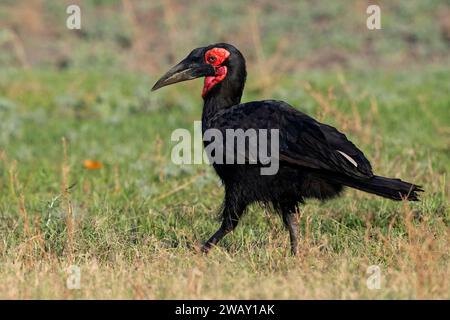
201, 218, 235, 254
201, 194, 246, 254
280, 203, 300, 255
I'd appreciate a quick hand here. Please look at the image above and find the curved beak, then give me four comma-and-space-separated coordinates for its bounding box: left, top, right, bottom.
152, 58, 215, 91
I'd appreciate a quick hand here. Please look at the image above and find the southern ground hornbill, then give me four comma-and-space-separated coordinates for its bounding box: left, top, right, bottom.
152, 43, 423, 254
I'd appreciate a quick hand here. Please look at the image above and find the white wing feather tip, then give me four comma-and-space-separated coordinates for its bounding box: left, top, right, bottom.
337, 150, 358, 167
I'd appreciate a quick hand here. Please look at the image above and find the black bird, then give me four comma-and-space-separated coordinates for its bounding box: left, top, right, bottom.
152, 43, 423, 255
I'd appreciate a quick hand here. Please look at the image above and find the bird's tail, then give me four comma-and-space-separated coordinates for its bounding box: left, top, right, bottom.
325, 174, 423, 201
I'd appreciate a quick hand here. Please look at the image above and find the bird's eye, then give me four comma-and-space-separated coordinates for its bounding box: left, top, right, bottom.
207, 55, 217, 63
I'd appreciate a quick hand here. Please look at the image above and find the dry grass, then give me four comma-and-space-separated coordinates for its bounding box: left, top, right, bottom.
0, 213, 448, 299
0, 116, 448, 299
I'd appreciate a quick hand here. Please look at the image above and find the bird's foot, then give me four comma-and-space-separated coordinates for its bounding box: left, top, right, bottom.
290, 242, 299, 256
200, 244, 212, 255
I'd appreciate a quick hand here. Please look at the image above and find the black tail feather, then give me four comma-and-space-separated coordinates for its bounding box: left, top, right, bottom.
325, 174, 423, 201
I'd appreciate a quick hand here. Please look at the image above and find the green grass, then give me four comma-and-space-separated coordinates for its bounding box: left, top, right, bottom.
0, 67, 449, 299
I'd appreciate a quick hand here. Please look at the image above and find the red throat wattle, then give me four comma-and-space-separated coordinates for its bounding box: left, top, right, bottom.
202, 66, 227, 97
202, 48, 230, 98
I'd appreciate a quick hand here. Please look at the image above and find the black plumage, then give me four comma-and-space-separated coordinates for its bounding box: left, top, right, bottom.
152, 43, 423, 254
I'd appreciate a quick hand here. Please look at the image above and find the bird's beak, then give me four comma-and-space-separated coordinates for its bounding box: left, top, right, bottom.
151, 58, 215, 91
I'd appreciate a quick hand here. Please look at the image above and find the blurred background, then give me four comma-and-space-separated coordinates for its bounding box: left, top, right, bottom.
1, 0, 449, 74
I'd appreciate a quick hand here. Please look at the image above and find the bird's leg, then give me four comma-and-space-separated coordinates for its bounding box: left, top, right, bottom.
281, 206, 300, 255
283, 213, 299, 255
201, 215, 240, 254
201, 196, 245, 254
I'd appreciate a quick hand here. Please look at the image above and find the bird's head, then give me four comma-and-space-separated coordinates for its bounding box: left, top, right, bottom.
152, 43, 246, 99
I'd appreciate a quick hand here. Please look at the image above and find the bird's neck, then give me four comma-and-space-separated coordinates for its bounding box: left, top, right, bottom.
202, 77, 245, 128
203, 94, 240, 120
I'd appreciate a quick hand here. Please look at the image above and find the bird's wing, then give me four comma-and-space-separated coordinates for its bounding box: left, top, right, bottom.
279, 106, 373, 178
208, 100, 373, 179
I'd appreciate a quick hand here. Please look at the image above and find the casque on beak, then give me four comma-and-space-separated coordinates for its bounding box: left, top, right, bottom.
151, 57, 215, 91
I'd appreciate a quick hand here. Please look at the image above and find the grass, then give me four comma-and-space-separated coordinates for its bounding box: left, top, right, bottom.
0, 66, 449, 299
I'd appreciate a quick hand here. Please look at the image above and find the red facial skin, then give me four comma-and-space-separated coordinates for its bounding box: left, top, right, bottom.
202, 48, 231, 97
